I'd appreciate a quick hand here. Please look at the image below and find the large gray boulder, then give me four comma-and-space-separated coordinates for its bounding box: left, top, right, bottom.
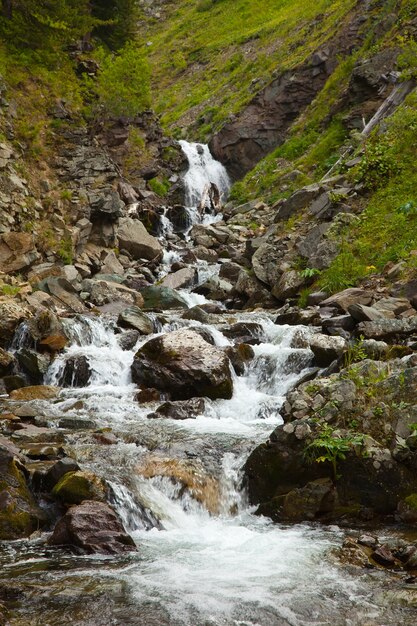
117, 217, 163, 261
131, 329, 233, 400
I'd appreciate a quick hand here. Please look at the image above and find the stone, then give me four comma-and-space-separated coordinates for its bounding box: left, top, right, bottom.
48, 500, 136, 555
89, 189, 124, 220
117, 306, 154, 335
251, 243, 282, 286
52, 470, 106, 505
282, 478, 336, 521
182, 306, 210, 324
3, 375, 25, 394
117, 329, 140, 350
140, 285, 188, 310
60, 355, 92, 388
320, 288, 373, 313
271, 270, 305, 301
224, 343, 255, 375
222, 322, 265, 344
147, 398, 206, 420
10, 385, 59, 401
0, 301, 32, 348
193, 245, 218, 263
219, 261, 243, 283
0, 436, 44, 540
161, 267, 197, 290
348, 303, 391, 322
39, 277, 86, 314
0, 348, 15, 377
297, 223, 331, 259
131, 329, 233, 401
357, 317, 417, 340
117, 217, 163, 261
322, 315, 356, 333
0, 232, 40, 273
275, 306, 321, 326
42, 457, 81, 491
194, 276, 233, 301
309, 333, 346, 366
274, 185, 322, 221
371, 545, 396, 567
16, 349, 50, 384
100, 250, 124, 275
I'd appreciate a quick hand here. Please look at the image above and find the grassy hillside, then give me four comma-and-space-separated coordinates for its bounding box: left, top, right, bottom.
145, 0, 357, 138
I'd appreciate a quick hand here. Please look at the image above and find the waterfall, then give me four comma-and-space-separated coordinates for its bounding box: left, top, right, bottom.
179, 140, 231, 227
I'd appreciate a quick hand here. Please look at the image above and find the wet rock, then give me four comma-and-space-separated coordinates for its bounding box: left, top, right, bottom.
0, 301, 32, 348
117, 306, 154, 335
0, 348, 15, 377
319, 288, 373, 313
161, 267, 197, 290
117, 330, 140, 351
280, 478, 336, 521
194, 276, 233, 301
52, 470, 106, 505
42, 457, 81, 491
48, 500, 136, 555
60, 356, 92, 388
3, 375, 25, 394
222, 322, 265, 344
0, 436, 44, 540
309, 334, 346, 367
372, 545, 396, 567
193, 245, 218, 263
225, 343, 255, 375
148, 398, 206, 420
117, 217, 163, 262
9, 385, 59, 401
16, 349, 51, 384
131, 329, 233, 401
140, 285, 188, 310
182, 306, 210, 324
39, 277, 86, 314
358, 534, 378, 549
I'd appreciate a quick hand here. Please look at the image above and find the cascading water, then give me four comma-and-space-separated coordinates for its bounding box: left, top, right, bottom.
179, 140, 231, 228
2, 152, 413, 626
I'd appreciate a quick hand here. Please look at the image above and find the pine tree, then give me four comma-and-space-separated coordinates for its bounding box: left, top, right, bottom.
92, 0, 138, 50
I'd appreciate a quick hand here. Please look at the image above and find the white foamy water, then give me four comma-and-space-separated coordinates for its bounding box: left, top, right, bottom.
179, 140, 231, 228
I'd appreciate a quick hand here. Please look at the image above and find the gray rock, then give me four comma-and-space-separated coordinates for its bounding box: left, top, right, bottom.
117, 217, 163, 261
148, 398, 206, 420
357, 317, 417, 340
271, 270, 305, 301
161, 267, 197, 290
89, 189, 124, 220
309, 333, 346, 366
274, 184, 322, 221
140, 285, 188, 310
348, 303, 390, 322
117, 330, 140, 351
131, 329, 233, 400
320, 288, 373, 312
117, 306, 154, 335
17, 349, 51, 384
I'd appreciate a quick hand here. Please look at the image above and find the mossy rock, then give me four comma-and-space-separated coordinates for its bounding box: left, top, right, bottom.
0, 459, 44, 540
52, 471, 106, 505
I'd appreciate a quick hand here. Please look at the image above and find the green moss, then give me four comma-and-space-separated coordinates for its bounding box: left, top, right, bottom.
52, 471, 105, 505
404, 494, 417, 511
0, 460, 38, 540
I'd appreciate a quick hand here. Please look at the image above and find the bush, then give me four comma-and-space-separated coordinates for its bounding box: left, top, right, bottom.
96, 43, 151, 118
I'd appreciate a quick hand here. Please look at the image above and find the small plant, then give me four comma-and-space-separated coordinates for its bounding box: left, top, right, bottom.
305, 424, 365, 481
60, 189, 73, 201
373, 406, 384, 418
148, 177, 170, 197
0, 284, 21, 296
344, 336, 367, 367
58, 236, 73, 265
398, 201, 417, 216
300, 267, 321, 279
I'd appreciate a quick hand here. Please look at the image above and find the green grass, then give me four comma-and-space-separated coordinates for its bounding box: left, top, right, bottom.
144, 0, 357, 137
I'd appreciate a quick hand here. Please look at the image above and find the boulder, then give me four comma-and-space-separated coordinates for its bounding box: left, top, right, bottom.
274, 184, 322, 221
0, 348, 15, 377
357, 317, 417, 340
309, 333, 346, 366
16, 349, 51, 384
117, 306, 154, 335
117, 330, 140, 351
222, 322, 265, 344
348, 303, 391, 322
225, 343, 255, 375
48, 500, 136, 555
10, 385, 60, 401
147, 398, 206, 420
193, 276, 233, 301
52, 470, 106, 505
275, 306, 321, 327
59, 355, 92, 388
0, 301, 32, 348
42, 457, 80, 491
0, 232, 40, 273
161, 267, 197, 290
271, 270, 306, 301
117, 217, 163, 261
319, 288, 373, 313
140, 285, 188, 310
100, 250, 124, 275
251, 243, 282, 286
89, 189, 124, 220
131, 329, 233, 400
0, 436, 44, 539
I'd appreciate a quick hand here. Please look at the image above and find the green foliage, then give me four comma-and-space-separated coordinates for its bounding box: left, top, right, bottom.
397, 37, 417, 81
300, 267, 321, 279
92, 0, 139, 50
95, 43, 151, 118
57, 236, 73, 265
148, 176, 170, 196
354, 138, 401, 190
0, 284, 21, 296
344, 336, 367, 367
305, 424, 365, 481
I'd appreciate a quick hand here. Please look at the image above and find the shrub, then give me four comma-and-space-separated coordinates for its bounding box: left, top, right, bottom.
96, 43, 151, 118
